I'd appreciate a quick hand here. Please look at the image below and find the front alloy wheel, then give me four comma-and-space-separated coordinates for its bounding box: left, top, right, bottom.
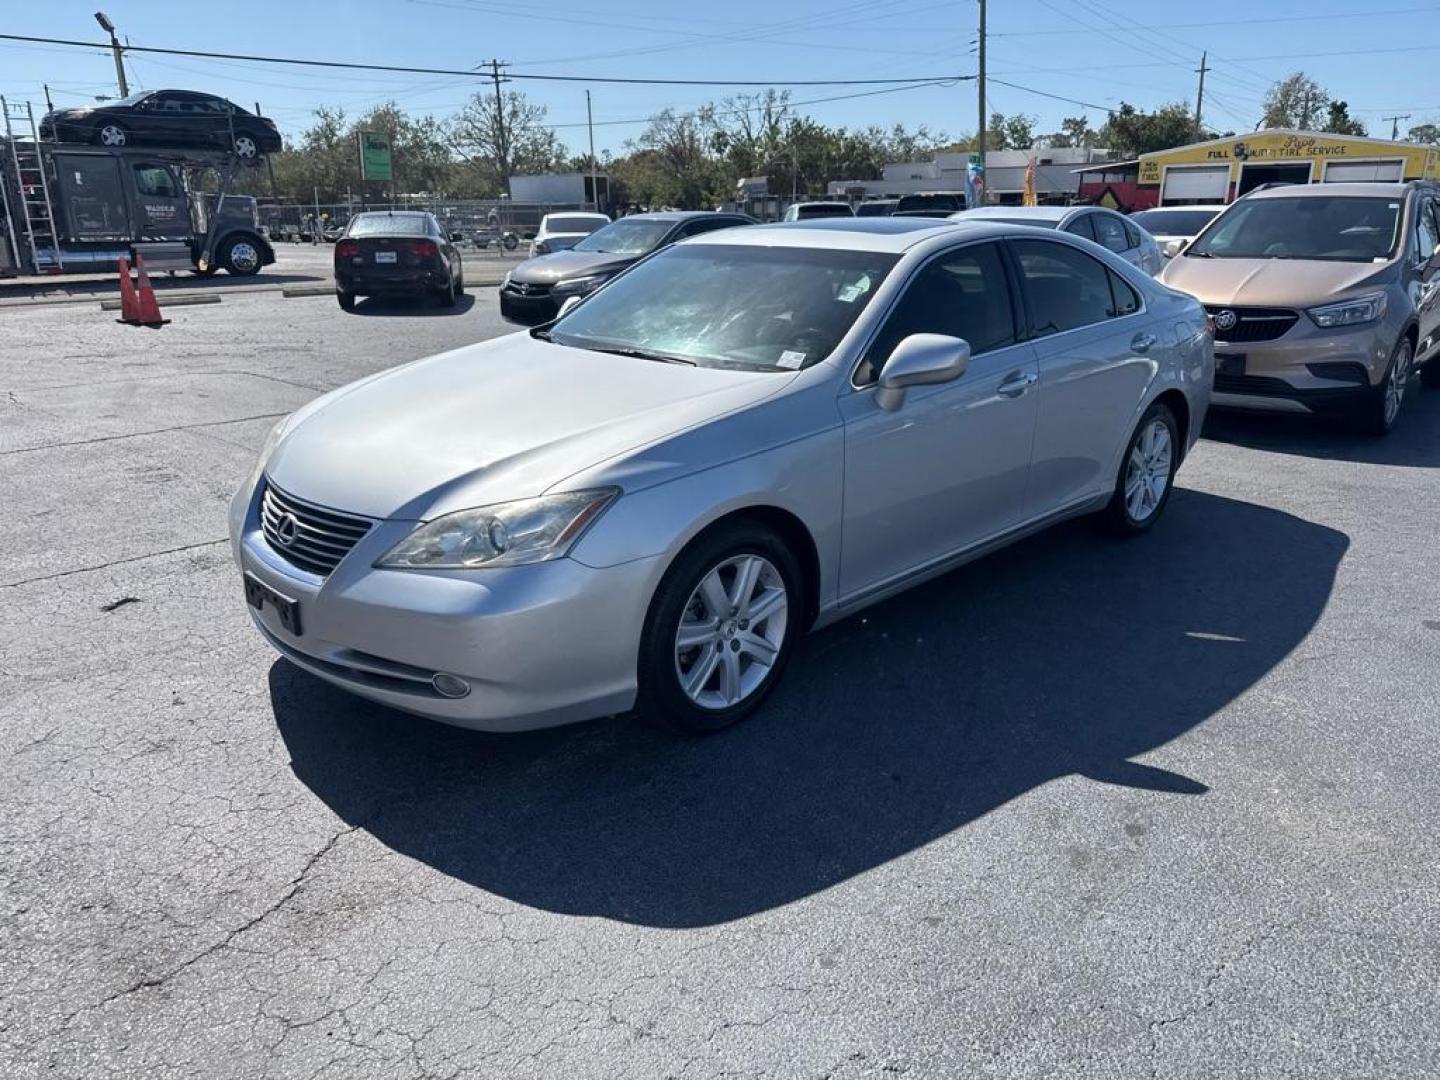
674, 555, 789, 710
233, 133, 259, 159
97, 122, 127, 147
639, 523, 804, 733
1363, 337, 1411, 436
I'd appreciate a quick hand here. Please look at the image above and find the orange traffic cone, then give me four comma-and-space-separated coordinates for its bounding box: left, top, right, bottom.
115, 257, 141, 324
132, 254, 169, 328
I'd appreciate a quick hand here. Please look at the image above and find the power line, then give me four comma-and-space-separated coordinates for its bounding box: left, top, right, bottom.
987, 78, 1110, 112
992, 5, 1440, 36
0, 32, 969, 87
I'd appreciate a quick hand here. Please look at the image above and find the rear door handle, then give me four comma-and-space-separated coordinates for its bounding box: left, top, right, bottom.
997, 370, 1038, 398
1131, 332, 1158, 354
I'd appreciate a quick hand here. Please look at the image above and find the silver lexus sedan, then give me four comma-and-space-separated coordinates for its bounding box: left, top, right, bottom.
231, 218, 1213, 734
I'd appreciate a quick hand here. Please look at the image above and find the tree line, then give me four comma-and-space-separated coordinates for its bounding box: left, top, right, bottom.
266, 73, 1440, 209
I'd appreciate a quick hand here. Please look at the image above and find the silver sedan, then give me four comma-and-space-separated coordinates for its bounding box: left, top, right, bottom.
231, 218, 1213, 734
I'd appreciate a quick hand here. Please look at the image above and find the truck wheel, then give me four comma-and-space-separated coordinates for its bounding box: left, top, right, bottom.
95, 121, 128, 147
221, 237, 262, 276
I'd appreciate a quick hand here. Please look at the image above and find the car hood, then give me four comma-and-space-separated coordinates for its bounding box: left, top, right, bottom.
510, 250, 638, 284
1160, 255, 1389, 306
264, 333, 791, 520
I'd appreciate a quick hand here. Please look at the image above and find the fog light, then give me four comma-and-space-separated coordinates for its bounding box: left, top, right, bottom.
431, 672, 470, 699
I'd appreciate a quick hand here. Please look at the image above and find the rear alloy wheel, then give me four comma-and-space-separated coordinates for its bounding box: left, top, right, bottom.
1100, 401, 1179, 536
1360, 337, 1412, 437
95, 121, 127, 147
639, 524, 803, 733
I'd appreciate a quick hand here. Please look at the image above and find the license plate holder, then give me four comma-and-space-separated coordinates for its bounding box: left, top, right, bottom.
1215, 352, 1246, 376
244, 572, 302, 635
374, 250, 397, 264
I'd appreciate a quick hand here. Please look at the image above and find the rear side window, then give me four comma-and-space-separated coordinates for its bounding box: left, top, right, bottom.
1011, 239, 1123, 334
858, 242, 1017, 384
1109, 271, 1141, 317
1123, 219, 1143, 247
1063, 214, 1096, 241
1091, 213, 1131, 254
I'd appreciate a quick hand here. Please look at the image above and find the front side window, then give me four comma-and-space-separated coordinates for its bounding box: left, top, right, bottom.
1011, 239, 1124, 335
1414, 198, 1438, 263
133, 165, 179, 198
548, 244, 898, 372
858, 242, 1017, 384
1186, 196, 1401, 262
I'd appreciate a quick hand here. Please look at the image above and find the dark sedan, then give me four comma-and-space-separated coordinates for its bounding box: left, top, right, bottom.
498, 211, 756, 324
40, 90, 282, 161
334, 212, 465, 311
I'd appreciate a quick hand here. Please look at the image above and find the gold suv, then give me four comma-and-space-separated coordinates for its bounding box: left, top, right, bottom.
1161, 182, 1440, 435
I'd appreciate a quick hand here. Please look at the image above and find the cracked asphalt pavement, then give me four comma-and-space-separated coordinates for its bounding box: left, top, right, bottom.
2, 276, 1439, 1078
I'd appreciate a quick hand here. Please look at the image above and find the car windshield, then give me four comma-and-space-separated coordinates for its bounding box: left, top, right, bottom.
797, 204, 852, 218
572, 218, 671, 254
546, 244, 899, 371
347, 214, 429, 237
546, 215, 605, 235
855, 203, 895, 217
1130, 209, 1221, 236
1186, 196, 1401, 262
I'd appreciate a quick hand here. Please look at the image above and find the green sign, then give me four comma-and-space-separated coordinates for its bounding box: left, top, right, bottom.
358, 131, 392, 183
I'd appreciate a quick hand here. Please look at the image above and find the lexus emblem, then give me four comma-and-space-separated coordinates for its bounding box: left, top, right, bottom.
274, 512, 299, 547
1214, 309, 1239, 332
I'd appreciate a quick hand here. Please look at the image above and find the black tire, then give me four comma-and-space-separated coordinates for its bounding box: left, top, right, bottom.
220, 236, 263, 276
1098, 400, 1180, 537
94, 120, 128, 148
453, 265, 465, 295
1358, 337, 1412, 437
337, 289, 355, 312
438, 273, 458, 307
1419, 356, 1440, 388
637, 521, 805, 734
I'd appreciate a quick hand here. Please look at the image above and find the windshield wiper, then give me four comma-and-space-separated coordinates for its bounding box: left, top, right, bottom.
588, 344, 696, 366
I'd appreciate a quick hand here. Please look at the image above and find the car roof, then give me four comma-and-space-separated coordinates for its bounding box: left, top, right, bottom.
619, 210, 748, 223
353, 210, 428, 218
795, 201, 850, 207
1135, 203, 1228, 211
1245, 182, 1412, 200
544, 211, 608, 219
954, 205, 1073, 222
688, 217, 1012, 253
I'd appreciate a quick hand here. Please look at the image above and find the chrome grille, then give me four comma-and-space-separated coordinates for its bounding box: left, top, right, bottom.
260, 481, 373, 577
504, 280, 550, 297
1205, 306, 1300, 343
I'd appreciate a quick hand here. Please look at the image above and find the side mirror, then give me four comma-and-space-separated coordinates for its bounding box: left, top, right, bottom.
1163, 238, 1186, 259
557, 295, 583, 317
874, 333, 970, 411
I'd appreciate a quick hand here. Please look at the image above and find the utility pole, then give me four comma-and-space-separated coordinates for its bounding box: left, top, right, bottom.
93, 12, 128, 98
976, 0, 987, 164
487, 59, 509, 196
1384, 113, 1412, 141
43, 84, 54, 113
1193, 52, 1209, 142
585, 89, 600, 213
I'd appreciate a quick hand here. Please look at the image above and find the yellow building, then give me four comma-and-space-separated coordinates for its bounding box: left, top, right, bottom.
1111, 130, 1440, 209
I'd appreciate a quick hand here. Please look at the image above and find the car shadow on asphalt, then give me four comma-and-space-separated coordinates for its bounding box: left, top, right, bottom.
348, 294, 478, 317
1203, 383, 1440, 467
270, 490, 1347, 928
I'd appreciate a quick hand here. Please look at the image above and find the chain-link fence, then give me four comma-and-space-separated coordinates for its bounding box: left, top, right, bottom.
256, 198, 600, 246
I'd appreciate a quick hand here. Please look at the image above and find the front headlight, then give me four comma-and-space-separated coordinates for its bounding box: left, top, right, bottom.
1307, 293, 1387, 329
376, 488, 619, 570
551, 273, 609, 296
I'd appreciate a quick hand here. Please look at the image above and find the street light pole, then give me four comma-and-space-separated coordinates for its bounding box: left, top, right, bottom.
94, 12, 128, 98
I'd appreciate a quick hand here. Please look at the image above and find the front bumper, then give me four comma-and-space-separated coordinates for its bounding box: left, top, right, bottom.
229, 479, 659, 731
498, 287, 560, 324
1211, 320, 1391, 415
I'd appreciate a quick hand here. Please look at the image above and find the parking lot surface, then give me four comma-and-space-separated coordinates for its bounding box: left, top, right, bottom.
2, 285, 1438, 1078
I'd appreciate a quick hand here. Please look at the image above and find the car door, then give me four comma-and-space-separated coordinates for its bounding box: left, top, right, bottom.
1410, 195, 1440, 358
130, 162, 190, 240
135, 92, 187, 146
838, 241, 1040, 599
1009, 237, 1158, 517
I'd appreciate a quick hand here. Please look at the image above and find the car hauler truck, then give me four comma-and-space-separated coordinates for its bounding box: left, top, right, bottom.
1, 99, 274, 279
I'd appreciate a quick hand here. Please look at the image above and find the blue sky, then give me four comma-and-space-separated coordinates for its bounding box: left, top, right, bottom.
3, 1, 1439, 156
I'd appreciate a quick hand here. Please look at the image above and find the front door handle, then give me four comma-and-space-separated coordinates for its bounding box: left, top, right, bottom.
1131, 332, 1158, 354
997, 370, 1038, 398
